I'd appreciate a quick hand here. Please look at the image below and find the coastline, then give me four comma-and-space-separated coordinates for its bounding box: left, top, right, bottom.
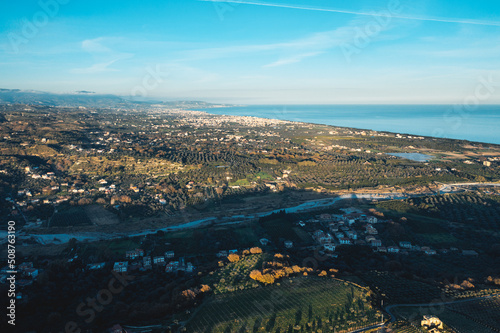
192, 104, 500, 145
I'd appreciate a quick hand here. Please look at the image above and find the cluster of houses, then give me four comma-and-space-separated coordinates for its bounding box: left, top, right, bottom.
110, 249, 195, 274
303, 208, 478, 257
216, 249, 239, 258
98, 179, 117, 194
305, 209, 387, 254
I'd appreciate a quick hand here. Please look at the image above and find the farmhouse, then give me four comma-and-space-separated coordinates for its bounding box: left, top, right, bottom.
165, 261, 179, 273
113, 262, 128, 273
259, 238, 270, 246
323, 243, 336, 252
421, 315, 443, 330
399, 241, 411, 249
153, 256, 165, 265
345, 230, 358, 240
365, 235, 376, 243
87, 263, 105, 270
143, 256, 152, 269
365, 225, 378, 235
186, 262, 195, 273
388, 246, 400, 253
339, 238, 352, 245
126, 250, 140, 260
425, 249, 437, 255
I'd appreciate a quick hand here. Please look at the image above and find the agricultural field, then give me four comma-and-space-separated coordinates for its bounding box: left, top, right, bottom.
259, 213, 308, 245
203, 253, 268, 294
84, 204, 119, 225
445, 295, 500, 332
159, 225, 261, 257
186, 277, 381, 333
98, 237, 142, 256
377, 193, 500, 231
374, 193, 500, 253
359, 271, 443, 304
67, 155, 190, 177
391, 299, 499, 333
49, 206, 92, 227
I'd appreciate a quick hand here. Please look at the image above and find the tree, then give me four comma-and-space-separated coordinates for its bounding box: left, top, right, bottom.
250, 270, 262, 281
200, 284, 211, 293
227, 253, 240, 263
181, 289, 197, 301
250, 247, 262, 254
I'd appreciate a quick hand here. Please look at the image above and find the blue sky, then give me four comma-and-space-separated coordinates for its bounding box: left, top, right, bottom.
1, 0, 500, 103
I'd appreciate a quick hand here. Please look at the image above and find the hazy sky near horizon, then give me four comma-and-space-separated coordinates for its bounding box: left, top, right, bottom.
1, 0, 500, 104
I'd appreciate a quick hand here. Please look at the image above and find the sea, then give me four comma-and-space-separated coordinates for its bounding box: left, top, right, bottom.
195, 105, 500, 145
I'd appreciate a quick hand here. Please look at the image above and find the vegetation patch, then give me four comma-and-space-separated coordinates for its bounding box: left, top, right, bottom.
187, 277, 380, 333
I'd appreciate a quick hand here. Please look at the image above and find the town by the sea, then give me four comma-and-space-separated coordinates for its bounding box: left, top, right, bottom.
197, 105, 500, 145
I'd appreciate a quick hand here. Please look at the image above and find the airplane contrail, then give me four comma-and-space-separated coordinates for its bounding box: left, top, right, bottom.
200, 0, 500, 27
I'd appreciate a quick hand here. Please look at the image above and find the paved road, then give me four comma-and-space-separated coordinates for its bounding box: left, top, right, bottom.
438, 182, 500, 192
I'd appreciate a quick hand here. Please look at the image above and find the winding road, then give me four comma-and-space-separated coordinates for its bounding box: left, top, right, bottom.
345, 292, 500, 332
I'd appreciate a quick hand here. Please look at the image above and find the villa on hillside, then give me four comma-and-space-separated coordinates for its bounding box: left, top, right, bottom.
421, 315, 443, 331
113, 262, 128, 273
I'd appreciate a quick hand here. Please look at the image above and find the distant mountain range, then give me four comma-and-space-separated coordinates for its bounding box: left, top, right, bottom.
0, 89, 219, 109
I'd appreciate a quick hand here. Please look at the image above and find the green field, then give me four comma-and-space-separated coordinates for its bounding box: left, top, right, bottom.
158, 225, 261, 256
260, 216, 304, 244
186, 277, 380, 333
256, 171, 274, 180
105, 238, 142, 254
230, 178, 251, 186
50, 206, 92, 227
